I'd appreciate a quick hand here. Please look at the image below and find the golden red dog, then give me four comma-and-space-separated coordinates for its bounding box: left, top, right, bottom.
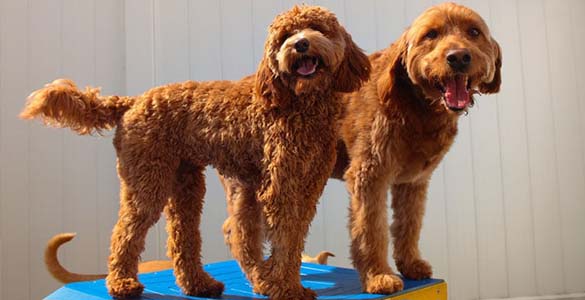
21, 5, 369, 300
330, 2, 501, 294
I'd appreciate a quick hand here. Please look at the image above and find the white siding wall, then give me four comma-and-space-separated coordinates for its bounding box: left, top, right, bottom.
1, 0, 584, 299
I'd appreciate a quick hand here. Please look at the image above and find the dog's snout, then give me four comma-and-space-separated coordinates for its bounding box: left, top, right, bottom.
446, 48, 471, 71
294, 38, 310, 53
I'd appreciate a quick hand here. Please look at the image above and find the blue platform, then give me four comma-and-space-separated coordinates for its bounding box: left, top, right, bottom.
45, 260, 445, 300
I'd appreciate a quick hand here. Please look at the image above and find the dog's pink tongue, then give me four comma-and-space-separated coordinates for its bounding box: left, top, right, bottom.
444, 76, 469, 109
297, 59, 317, 76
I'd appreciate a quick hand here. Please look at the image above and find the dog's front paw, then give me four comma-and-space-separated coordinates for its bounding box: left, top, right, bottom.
364, 273, 404, 294
396, 259, 433, 280
106, 277, 144, 298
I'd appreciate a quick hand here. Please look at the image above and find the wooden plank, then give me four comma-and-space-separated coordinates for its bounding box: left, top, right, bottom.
544, 0, 585, 293
94, 0, 125, 272
459, 1, 510, 298
219, 0, 255, 80
568, 0, 585, 292
490, 0, 538, 297
374, 0, 407, 50
516, 0, 565, 295
313, 0, 345, 23
27, 0, 65, 298
251, 0, 282, 68
189, 0, 222, 81
155, 0, 189, 84
442, 119, 479, 300
344, 0, 377, 54
187, 0, 230, 262
0, 0, 31, 299
124, 0, 161, 261
60, 1, 100, 292
281, 0, 313, 12
153, 0, 191, 261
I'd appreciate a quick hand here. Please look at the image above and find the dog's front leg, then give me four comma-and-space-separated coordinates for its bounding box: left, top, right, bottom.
253, 140, 333, 300
346, 156, 404, 294
390, 181, 433, 280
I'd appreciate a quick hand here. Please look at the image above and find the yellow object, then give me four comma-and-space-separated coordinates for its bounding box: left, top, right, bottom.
387, 281, 448, 300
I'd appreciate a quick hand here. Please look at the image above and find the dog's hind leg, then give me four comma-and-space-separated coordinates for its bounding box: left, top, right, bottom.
221, 178, 264, 287
164, 162, 224, 297
106, 160, 175, 298
390, 181, 432, 280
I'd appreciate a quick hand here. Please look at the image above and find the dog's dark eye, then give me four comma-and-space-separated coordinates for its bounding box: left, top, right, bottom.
469, 27, 481, 37
425, 29, 438, 40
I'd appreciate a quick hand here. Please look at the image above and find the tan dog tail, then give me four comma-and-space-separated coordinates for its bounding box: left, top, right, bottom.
45, 233, 107, 283
20, 78, 134, 134
302, 251, 335, 265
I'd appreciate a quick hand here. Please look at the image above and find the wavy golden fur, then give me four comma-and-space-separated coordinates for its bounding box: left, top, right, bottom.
21, 5, 369, 300
329, 3, 502, 294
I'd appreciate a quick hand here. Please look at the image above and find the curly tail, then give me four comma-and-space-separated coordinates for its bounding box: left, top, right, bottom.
301, 251, 335, 265
20, 79, 134, 134
45, 233, 107, 283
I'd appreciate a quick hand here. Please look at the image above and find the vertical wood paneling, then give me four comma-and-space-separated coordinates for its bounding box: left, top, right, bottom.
491, 0, 538, 297
220, 0, 254, 80
27, 0, 64, 299
374, 0, 406, 49
94, 0, 124, 272
544, 0, 585, 293
252, 0, 282, 68
344, 0, 377, 54
461, 1, 509, 298
188, 0, 230, 262
517, 0, 565, 295
0, 0, 30, 299
189, 0, 222, 81
61, 1, 100, 290
568, 0, 585, 293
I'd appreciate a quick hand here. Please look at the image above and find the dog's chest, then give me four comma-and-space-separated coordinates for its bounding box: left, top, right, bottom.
390, 117, 457, 182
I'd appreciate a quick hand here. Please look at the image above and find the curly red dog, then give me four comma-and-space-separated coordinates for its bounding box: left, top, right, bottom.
330, 2, 501, 294
21, 5, 369, 299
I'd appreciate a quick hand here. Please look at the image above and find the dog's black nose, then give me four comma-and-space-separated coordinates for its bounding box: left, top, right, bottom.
294, 38, 310, 53
446, 49, 471, 71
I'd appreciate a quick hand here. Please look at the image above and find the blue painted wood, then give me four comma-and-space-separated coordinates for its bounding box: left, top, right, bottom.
44, 260, 444, 300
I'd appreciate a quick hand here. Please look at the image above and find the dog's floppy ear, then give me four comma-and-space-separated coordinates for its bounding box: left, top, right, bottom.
333, 28, 371, 93
377, 31, 409, 108
255, 57, 291, 108
479, 38, 502, 94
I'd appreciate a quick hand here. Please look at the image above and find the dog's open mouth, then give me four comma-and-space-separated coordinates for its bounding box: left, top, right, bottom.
294, 56, 319, 77
436, 75, 472, 112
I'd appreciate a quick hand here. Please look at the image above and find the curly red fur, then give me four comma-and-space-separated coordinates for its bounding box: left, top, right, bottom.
331, 3, 502, 294
22, 5, 369, 300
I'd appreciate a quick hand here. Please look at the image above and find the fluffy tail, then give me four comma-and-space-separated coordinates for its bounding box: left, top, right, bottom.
20, 79, 134, 134
45, 233, 107, 283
